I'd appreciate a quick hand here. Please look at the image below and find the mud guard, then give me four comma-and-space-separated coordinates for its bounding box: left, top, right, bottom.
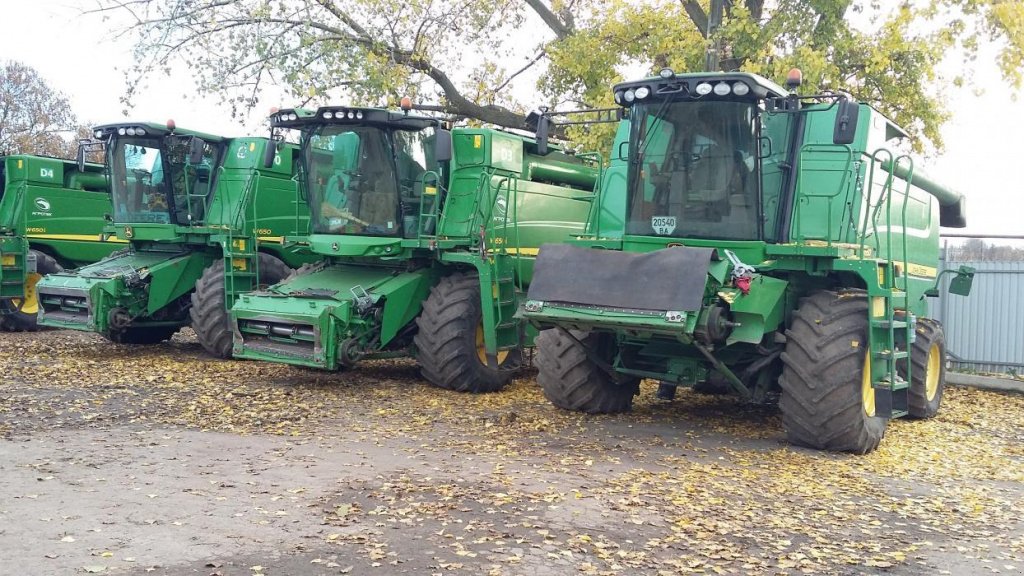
527, 244, 715, 311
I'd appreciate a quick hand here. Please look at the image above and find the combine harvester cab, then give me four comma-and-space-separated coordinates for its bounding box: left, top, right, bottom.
0, 154, 122, 331
521, 69, 975, 453
36, 122, 311, 351
231, 105, 599, 392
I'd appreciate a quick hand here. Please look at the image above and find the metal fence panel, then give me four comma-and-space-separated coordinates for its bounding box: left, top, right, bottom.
927, 258, 1024, 373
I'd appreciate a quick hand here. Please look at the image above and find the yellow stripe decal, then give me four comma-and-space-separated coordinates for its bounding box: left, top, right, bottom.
257, 236, 284, 243
907, 263, 938, 278
502, 247, 540, 256
26, 233, 128, 243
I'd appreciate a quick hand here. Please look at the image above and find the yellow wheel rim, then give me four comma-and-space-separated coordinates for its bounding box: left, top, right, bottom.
925, 343, 941, 401
10, 272, 42, 315
476, 324, 509, 366
861, 353, 876, 417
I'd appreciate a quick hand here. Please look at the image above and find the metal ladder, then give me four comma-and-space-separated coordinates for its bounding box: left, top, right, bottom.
222, 170, 261, 307
484, 175, 522, 358
860, 150, 916, 418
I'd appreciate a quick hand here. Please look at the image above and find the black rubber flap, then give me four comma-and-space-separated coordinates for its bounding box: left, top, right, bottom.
527, 244, 714, 311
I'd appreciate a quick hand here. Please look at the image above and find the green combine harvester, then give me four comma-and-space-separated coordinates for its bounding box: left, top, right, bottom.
229, 105, 598, 392
0, 154, 124, 331
35, 122, 311, 352
521, 68, 974, 453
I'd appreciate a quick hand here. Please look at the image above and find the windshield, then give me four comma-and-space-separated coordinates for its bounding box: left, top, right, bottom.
111, 138, 172, 224
626, 100, 760, 240
305, 124, 437, 236
109, 136, 221, 225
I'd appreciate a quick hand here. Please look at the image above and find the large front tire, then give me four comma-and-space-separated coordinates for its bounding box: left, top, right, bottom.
902, 318, 945, 419
4, 250, 63, 332
779, 290, 887, 454
413, 272, 519, 393
190, 253, 292, 358
534, 328, 639, 414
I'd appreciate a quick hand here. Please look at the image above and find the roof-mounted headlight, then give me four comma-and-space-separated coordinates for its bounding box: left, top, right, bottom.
94, 130, 103, 139
659, 67, 674, 79
356, 111, 363, 119
634, 86, 650, 100
117, 128, 127, 136
695, 82, 713, 96
624, 89, 636, 102
713, 82, 731, 96
323, 111, 334, 119
347, 111, 355, 119
732, 82, 750, 96
135, 127, 147, 136
613, 90, 624, 104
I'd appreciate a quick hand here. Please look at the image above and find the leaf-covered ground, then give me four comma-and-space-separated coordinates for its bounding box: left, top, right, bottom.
0, 329, 1022, 575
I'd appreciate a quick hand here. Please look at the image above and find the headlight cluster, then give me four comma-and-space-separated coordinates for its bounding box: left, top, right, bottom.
115, 127, 148, 136
280, 112, 299, 121
322, 110, 364, 120
695, 81, 750, 97
614, 85, 652, 104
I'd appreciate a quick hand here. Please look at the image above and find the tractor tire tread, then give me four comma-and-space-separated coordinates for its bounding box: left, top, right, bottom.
534, 328, 638, 414
190, 253, 292, 359
778, 289, 886, 454
413, 272, 515, 393
5, 250, 63, 332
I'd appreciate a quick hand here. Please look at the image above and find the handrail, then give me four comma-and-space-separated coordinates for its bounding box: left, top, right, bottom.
860, 148, 895, 258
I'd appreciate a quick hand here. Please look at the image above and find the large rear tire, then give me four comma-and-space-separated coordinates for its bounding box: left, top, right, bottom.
779, 290, 887, 454
902, 318, 945, 419
190, 253, 292, 358
534, 328, 639, 414
4, 250, 63, 332
413, 272, 519, 393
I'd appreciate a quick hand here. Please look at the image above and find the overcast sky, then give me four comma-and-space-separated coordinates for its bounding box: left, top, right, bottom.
3, 0, 1019, 238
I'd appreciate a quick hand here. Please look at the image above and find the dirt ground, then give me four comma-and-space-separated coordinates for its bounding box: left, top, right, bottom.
1, 330, 1022, 576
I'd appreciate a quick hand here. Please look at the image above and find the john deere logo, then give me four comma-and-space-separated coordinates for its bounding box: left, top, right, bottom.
124, 226, 134, 239
34, 198, 51, 211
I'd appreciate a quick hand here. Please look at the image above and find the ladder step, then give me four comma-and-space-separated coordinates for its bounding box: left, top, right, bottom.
874, 349, 908, 360
874, 380, 910, 391
872, 320, 908, 329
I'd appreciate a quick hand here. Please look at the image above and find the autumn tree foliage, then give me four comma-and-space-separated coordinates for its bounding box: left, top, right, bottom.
0, 61, 83, 158
98, 0, 1023, 150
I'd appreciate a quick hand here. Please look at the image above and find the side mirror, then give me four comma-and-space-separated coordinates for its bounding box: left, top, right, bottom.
833, 97, 860, 145
525, 109, 552, 156
76, 140, 88, 172
949, 265, 975, 296
188, 137, 206, 164
924, 265, 976, 298
433, 129, 453, 163
262, 138, 279, 168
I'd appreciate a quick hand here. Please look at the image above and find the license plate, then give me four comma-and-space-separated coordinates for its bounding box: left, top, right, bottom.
651, 216, 677, 235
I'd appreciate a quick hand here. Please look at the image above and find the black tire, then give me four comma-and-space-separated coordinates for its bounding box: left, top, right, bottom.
534, 327, 639, 414
902, 318, 945, 419
413, 272, 520, 393
4, 250, 63, 332
111, 325, 179, 345
778, 290, 887, 454
190, 253, 292, 358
